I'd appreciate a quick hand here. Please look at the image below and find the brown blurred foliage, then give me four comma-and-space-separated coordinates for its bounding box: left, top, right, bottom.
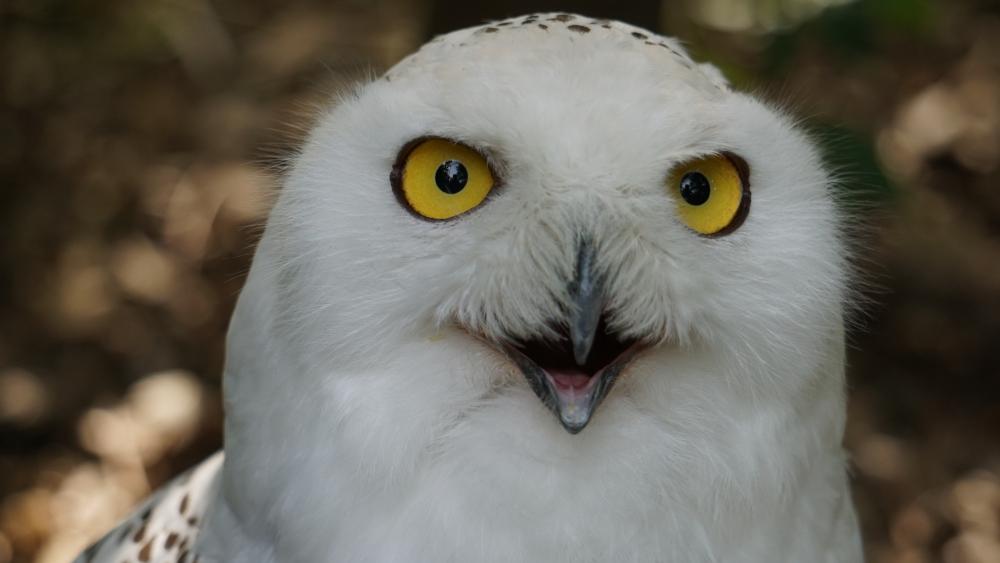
1, 1, 999, 562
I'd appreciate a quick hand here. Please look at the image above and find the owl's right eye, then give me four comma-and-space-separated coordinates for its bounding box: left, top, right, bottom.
391, 138, 496, 220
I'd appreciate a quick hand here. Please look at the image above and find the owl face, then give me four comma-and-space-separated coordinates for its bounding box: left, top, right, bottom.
271, 15, 847, 437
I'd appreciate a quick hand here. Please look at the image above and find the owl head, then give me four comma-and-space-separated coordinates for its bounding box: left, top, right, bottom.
229, 14, 847, 464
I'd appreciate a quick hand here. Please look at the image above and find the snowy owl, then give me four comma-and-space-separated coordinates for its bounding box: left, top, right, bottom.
77, 13, 862, 563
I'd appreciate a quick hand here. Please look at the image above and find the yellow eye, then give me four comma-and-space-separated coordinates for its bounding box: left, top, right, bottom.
668, 153, 751, 236
391, 138, 496, 220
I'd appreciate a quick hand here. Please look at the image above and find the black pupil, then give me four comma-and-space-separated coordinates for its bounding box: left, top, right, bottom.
679, 172, 711, 205
435, 160, 468, 194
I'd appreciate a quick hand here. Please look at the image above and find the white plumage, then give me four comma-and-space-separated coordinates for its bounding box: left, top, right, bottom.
77, 13, 862, 563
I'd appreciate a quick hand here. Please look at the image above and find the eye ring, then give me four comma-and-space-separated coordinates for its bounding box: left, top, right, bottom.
714, 152, 751, 236
668, 151, 751, 237
390, 136, 500, 221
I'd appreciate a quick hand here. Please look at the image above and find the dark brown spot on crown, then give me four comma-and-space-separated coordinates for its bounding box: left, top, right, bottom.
140, 506, 153, 521
166, 533, 179, 549
178, 551, 189, 563
497, 21, 512, 26
601, 24, 612, 29
187, 516, 198, 527
631, 32, 647, 39
568, 25, 590, 33
138, 540, 152, 562
133, 523, 147, 543
550, 14, 574, 22
179, 494, 190, 515
483, 27, 498, 33
538, 24, 548, 30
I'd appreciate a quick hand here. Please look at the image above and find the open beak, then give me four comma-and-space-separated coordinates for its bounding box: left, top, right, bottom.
503, 238, 641, 434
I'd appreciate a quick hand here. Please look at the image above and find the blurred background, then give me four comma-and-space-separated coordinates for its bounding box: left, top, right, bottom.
1, 0, 999, 561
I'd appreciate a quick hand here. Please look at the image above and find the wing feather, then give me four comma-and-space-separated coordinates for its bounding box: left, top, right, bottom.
74, 452, 223, 563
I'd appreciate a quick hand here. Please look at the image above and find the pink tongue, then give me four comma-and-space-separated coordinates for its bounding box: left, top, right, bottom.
548, 369, 593, 391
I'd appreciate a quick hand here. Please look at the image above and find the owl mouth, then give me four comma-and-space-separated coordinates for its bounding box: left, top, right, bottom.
494, 237, 643, 434
502, 318, 642, 434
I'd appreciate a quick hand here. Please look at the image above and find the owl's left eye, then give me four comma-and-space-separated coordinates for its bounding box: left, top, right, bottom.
667, 152, 751, 236
391, 138, 496, 220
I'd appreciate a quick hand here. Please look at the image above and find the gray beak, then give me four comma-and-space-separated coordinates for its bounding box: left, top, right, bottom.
501, 236, 641, 434
568, 237, 603, 366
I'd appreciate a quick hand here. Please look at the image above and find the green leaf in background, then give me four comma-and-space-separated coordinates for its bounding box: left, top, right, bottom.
761, 0, 935, 75
809, 121, 897, 207
864, 0, 934, 34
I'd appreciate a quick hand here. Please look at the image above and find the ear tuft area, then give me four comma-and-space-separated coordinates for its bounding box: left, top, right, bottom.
697, 63, 730, 91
